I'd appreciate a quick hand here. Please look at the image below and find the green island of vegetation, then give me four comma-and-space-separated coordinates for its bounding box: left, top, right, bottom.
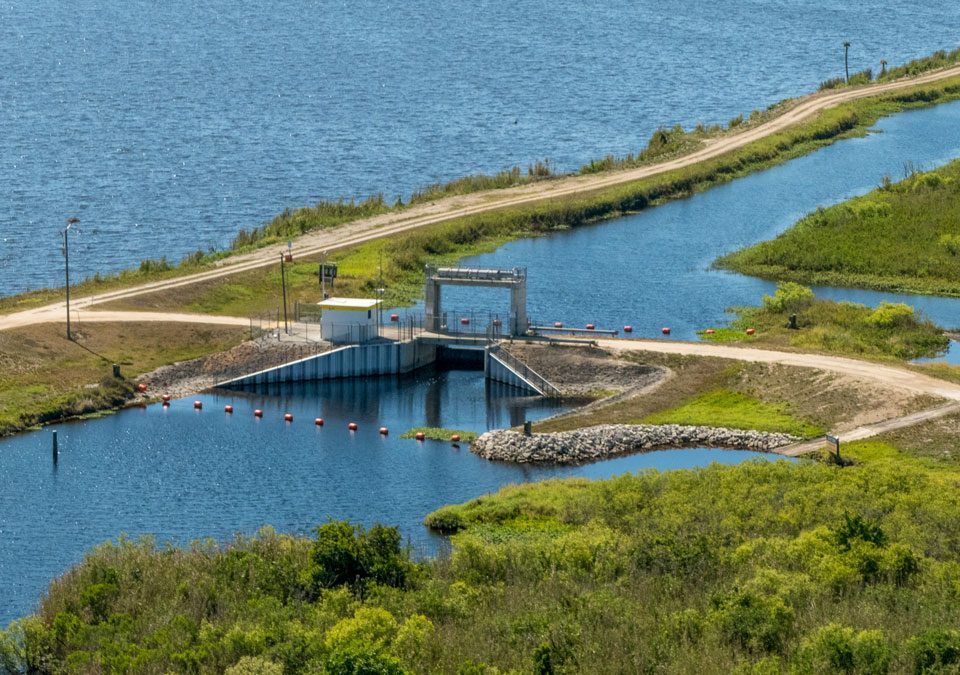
717, 158, 960, 300
8, 432, 960, 672
700, 282, 949, 361
400, 428, 478, 442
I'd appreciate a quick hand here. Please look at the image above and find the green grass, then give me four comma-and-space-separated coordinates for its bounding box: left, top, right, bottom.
717, 157, 960, 300
642, 388, 823, 437
0, 322, 248, 436
400, 427, 478, 442
701, 282, 950, 361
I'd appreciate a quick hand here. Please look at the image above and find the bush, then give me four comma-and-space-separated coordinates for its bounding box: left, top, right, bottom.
708, 590, 795, 652
865, 302, 915, 328
908, 629, 960, 672
225, 656, 283, 675
761, 282, 815, 313
796, 624, 891, 674
310, 521, 414, 594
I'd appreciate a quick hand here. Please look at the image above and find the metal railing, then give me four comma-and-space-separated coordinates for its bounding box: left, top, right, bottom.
488, 343, 562, 397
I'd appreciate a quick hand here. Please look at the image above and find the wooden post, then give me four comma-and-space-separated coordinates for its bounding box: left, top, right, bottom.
52, 430, 58, 464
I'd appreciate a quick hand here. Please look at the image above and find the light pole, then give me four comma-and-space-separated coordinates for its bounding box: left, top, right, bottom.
843, 41, 851, 83
280, 252, 289, 335
63, 217, 79, 340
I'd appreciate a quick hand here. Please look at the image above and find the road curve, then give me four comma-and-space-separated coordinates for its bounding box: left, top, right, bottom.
3, 63, 960, 334
596, 338, 960, 401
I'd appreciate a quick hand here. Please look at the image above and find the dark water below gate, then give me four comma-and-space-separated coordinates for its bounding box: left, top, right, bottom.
0, 367, 789, 623
3, 1, 960, 295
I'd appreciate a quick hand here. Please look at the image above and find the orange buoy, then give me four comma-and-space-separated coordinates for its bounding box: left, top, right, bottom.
348, 422, 358, 431
451, 434, 461, 443
284, 413, 294, 422
193, 400, 202, 409
224, 405, 233, 414
415, 432, 425, 441
661, 327, 671, 335
705, 328, 716, 335
492, 319, 502, 327
554, 321, 563, 328
745, 327, 756, 336
460, 317, 470, 325
161, 394, 171, 402
586, 324, 595, 330
254, 409, 263, 418
136, 383, 148, 393
623, 325, 633, 333
390, 314, 399, 322
315, 417, 324, 426
379, 427, 389, 435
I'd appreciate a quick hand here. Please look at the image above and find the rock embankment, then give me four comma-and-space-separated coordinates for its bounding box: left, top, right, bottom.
472, 424, 800, 464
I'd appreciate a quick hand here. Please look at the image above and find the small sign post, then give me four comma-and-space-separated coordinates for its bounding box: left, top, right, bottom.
826, 434, 840, 461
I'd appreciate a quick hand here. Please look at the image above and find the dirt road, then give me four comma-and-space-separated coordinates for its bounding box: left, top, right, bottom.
3, 64, 960, 334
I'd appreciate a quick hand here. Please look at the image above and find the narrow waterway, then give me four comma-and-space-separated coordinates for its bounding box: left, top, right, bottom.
438, 101, 960, 339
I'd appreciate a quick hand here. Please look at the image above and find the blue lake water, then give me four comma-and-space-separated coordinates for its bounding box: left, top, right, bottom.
0, 367, 788, 623
2, 1, 960, 295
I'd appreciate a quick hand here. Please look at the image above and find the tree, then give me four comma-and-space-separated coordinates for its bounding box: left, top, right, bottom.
879, 58, 888, 77
843, 41, 851, 83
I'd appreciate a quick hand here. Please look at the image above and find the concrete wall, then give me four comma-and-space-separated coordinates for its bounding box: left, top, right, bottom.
218, 340, 437, 388
485, 350, 543, 395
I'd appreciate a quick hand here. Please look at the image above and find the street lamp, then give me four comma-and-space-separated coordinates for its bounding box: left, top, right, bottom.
63, 217, 79, 340
280, 252, 289, 335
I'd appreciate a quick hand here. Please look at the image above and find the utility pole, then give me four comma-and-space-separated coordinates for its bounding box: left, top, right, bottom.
63, 217, 79, 340
843, 41, 851, 83
280, 252, 289, 334
377, 248, 385, 336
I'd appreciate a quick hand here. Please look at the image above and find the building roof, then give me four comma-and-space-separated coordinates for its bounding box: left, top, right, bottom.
318, 297, 382, 311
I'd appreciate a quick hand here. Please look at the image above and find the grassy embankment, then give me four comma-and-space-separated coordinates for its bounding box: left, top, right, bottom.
698, 282, 949, 361
0, 323, 247, 436
97, 73, 960, 320
717, 158, 960, 299
9, 428, 960, 673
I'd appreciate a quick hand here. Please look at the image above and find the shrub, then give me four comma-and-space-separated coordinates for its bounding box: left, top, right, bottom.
761, 282, 815, 313
708, 590, 795, 652
310, 521, 414, 594
865, 302, 914, 328
908, 629, 960, 672
834, 512, 887, 551
796, 624, 891, 674
938, 233, 960, 256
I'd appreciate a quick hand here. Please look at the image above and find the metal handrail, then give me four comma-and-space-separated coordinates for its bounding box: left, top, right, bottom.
488, 343, 562, 397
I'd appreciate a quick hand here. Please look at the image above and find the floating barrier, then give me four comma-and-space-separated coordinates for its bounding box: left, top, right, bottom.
746, 328, 756, 336
415, 432, 425, 441
315, 417, 324, 426
492, 319, 502, 327
254, 409, 263, 418
390, 314, 399, 322
224, 405, 233, 414
451, 434, 461, 443
379, 427, 389, 435
661, 327, 671, 335
161, 394, 171, 402
460, 317, 470, 325
554, 321, 563, 328
623, 325, 633, 333
284, 413, 294, 422
705, 328, 716, 335
193, 400, 202, 410
586, 324, 595, 330
348, 422, 358, 431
